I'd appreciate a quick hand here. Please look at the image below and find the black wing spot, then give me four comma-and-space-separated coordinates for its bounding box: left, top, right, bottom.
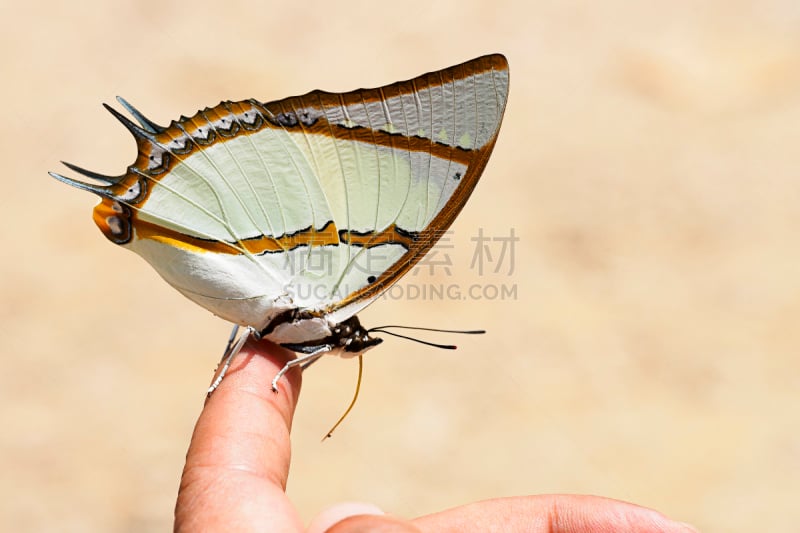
367, 275, 377, 284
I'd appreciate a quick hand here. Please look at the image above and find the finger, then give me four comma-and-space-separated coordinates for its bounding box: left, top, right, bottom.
175, 338, 303, 532
413, 495, 699, 533
322, 514, 422, 533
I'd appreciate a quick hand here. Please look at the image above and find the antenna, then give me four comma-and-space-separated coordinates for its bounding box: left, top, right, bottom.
368, 325, 486, 350
324, 326, 485, 439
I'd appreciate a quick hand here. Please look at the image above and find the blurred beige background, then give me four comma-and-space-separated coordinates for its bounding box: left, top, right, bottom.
2, 1, 799, 531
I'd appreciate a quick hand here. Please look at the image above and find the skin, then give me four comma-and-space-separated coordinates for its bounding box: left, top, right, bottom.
175, 338, 700, 533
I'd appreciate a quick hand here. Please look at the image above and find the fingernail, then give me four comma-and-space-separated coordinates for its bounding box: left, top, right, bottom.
307, 502, 384, 533
647, 510, 701, 533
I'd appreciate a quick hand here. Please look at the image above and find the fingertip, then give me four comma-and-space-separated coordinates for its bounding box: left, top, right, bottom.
615, 501, 701, 533
206, 337, 302, 420
185, 338, 302, 484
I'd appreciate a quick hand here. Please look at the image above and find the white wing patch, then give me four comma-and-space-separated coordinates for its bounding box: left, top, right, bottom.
139, 130, 334, 242
131, 236, 407, 328
287, 134, 467, 234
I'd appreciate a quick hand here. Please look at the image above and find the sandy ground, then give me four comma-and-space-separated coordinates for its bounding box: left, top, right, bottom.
2, 1, 799, 531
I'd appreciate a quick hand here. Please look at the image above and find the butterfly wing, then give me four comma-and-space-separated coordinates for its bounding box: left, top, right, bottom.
263, 54, 510, 323
51, 54, 509, 331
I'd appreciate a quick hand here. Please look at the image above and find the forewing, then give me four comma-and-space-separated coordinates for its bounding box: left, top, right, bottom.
259, 54, 510, 320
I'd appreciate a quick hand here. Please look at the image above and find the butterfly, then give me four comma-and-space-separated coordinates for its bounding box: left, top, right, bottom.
51, 54, 509, 394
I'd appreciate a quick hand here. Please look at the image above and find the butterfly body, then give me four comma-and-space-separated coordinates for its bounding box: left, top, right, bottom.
52, 54, 509, 365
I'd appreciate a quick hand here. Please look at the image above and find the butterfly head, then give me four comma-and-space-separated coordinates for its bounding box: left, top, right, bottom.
332, 316, 384, 355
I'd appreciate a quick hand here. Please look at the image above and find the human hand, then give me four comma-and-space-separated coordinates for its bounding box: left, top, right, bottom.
174, 338, 699, 532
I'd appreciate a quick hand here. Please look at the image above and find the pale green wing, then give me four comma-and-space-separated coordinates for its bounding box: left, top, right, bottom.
50, 54, 509, 330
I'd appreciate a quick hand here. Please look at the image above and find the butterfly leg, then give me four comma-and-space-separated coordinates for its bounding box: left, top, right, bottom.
207, 325, 255, 396
218, 324, 240, 363
272, 345, 332, 392
299, 353, 326, 371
